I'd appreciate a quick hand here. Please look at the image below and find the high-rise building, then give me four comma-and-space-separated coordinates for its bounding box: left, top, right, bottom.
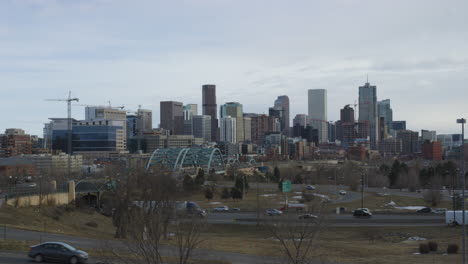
202, 85, 218, 142
421, 130, 437, 142
137, 109, 153, 133
220, 102, 244, 143
308, 89, 328, 143
273, 95, 290, 136
220, 116, 236, 143
342, 121, 370, 148
390, 121, 406, 137
379, 138, 403, 157
250, 115, 278, 145
183, 104, 198, 135
243, 117, 252, 142
359, 81, 378, 149
378, 99, 393, 133
293, 114, 308, 127
192, 115, 211, 142
396, 130, 419, 154
340, 105, 355, 123
85, 106, 127, 121
160, 101, 184, 135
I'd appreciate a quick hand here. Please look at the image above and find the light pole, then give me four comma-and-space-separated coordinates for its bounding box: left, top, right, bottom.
361, 172, 365, 209
457, 118, 466, 264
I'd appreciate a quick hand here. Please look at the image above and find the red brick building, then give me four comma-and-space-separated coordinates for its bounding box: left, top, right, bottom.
347, 145, 368, 161
422, 141, 443, 160
250, 115, 278, 145
0, 129, 33, 157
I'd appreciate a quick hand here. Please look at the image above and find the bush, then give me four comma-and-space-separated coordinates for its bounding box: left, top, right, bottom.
419, 243, 430, 254
447, 244, 459, 254
428, 241, 438, 251
85, 221, 98, 228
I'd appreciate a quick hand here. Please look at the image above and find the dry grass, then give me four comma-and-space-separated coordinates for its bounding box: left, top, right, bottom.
184, 224, 465, 264
0, 205, 115, 239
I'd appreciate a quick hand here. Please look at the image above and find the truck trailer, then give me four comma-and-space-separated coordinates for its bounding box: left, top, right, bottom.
446, 210, 468, 225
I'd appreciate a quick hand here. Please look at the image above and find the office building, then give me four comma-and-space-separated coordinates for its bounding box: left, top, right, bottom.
396, 130, 419, 154
73, 119, 127, 153
273, 95, 290, 136
378, 99, 393, 133
0, 129, 33, 157
192, 115, 211, 142
293, 114, 308, 127
160, 101, 184, 135
250, 115, 278, 145
145, 135, 203, 153
220, 116, 237, 143
220, 102, 244, 143
421, 130, 437, 142
23, 153, 83, 175
202, 85, 218, 141
137, 108, 152, 133
359, 81, 378, 149
379, 138, 403, 157
342, 121, 370, 148
422, 141, 443, 160
183, 104, 198, 135
243, 117, 252, 142
390, 121, 406, 137
308, 89, 328, 143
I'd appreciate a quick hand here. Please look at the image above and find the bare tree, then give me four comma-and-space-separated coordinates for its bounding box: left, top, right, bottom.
264, 201, 325, 264
173, 216, 206, 264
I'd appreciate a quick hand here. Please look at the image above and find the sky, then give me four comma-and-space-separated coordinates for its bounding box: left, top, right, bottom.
0, 0, 467, 137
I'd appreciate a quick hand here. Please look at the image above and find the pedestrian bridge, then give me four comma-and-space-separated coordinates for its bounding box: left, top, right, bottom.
146, 148, 226, 174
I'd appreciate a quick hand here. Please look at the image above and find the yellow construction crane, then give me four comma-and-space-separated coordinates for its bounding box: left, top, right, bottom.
45, 91, 79, 181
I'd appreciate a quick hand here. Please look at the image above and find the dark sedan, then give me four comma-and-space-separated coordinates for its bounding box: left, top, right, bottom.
28, 242, 88, 263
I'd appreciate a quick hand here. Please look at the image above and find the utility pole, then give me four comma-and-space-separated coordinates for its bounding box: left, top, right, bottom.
361, 171, 365, 209
45, 92, 79, 182
457, 118, 466, 264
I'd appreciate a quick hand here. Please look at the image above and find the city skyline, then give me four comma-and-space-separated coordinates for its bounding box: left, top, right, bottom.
0, 0, 467, 136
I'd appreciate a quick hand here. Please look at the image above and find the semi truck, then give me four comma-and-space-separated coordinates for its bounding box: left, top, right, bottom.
446, 211, 468, 225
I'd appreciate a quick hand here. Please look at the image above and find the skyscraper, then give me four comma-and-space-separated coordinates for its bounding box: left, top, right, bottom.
220, 116, 236, 143
340, 105, 355, 123
183, 104, 198, 135
293, 114, 308, 127
273, 95, 290, 136
192, 115, 211, 142
202, 85, 218, 142
160, 101, 184, 135
378, 99, 393, 135
137, 108, 152, 133
359, 81, 378, 149
220, 102, 244, 143
308, 89, 328, 143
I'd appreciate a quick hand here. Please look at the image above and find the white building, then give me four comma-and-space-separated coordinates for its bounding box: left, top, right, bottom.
308, 89, 328, 143
220, 116, 237, 143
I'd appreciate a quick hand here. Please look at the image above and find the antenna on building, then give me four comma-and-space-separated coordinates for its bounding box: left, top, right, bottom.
366, 74, 369, 84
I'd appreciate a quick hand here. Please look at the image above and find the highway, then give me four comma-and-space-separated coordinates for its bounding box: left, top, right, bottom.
0, 212, 446, 264
208, 212, 446, 226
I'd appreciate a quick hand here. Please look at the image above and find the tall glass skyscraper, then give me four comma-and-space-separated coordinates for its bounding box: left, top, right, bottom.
359, 82, 378, 149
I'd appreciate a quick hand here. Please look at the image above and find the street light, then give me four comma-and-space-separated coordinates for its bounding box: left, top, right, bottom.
457, 118, 466, 264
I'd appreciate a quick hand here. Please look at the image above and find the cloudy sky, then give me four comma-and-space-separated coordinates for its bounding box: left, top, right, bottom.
1, 0, 467, 137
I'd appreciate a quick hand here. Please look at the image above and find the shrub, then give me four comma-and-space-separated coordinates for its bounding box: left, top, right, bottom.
419, 243, 430, 254
428, 241, 438, 251
85, 221, 98, 228
447, 244, 459, 254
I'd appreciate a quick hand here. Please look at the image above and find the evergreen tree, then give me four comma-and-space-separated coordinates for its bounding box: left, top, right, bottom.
231, 187, 243, 200
273, 166, 280, 181
195, 168, 205, 185
183, 175, 195, 192
204, 188, 214, 201
221, 187, 231, 200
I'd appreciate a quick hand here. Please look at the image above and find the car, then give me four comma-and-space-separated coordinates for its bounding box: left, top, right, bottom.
353, 208, 372, 217
231, 208, 241, 212
28, 242, 88, 264
266, 209, 283, 216
212, 206, 229, 212
417, 207, 432, 213
435, 208, 447, 214
298, 214, 318, 220
306, 185, 316, 191
338, 190, 347, 195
